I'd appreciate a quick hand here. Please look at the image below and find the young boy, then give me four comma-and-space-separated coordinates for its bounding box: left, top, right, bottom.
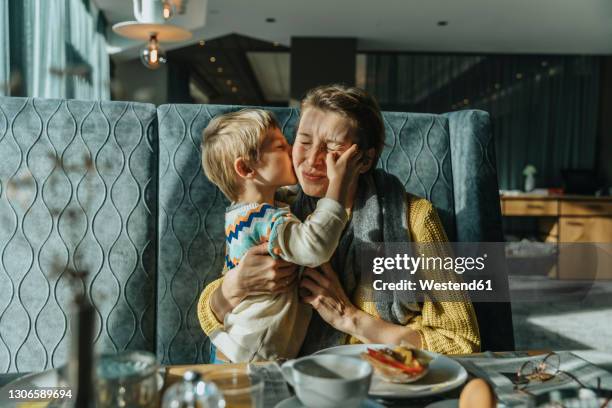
201, 109, 362, 362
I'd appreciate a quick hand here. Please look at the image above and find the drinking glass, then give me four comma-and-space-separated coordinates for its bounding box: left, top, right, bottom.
203, 368, 264, 408
95, 351, 159, 408
161, 371, 224, 408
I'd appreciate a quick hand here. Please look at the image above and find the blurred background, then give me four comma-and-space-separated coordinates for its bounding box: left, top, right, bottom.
2, 0, 611, 192
2, 0, 612, 352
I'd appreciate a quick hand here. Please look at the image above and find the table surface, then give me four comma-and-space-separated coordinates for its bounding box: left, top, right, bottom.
5, 350, 612, 408
161, 350, 612, 408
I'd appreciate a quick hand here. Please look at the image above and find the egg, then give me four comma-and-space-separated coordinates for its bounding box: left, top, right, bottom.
459, 378, 497, 408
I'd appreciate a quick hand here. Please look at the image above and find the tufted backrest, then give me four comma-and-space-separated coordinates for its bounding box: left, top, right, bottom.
156, 104, 513, 364
0, 97, 158, 373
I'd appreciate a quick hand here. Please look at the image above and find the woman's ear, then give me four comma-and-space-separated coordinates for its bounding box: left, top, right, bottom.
359, 148, 376, 173
234, 157, 254, 179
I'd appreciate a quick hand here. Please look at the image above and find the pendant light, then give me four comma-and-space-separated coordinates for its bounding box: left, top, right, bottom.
162, 0, 175, 20
140, 34, 166, 69
112, 0, 192, 69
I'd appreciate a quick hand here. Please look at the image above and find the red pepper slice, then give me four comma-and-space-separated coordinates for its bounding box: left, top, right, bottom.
367, 348, 424, 374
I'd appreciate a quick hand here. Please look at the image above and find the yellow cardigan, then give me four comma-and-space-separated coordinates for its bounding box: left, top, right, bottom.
197, 194, 480, 354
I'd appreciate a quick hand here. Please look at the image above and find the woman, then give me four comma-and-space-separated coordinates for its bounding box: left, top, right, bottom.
198, 85, 480, 357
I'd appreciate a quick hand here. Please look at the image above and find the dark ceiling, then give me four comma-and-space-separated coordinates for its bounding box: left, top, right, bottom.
168, 33, 288, 105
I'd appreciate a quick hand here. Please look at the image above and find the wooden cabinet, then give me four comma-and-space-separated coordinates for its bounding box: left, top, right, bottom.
560, 201, 612, 216
501, 195, 612, 280
559, 217, 612, 242
557, 217, 612, 279
503, 199, 558, 216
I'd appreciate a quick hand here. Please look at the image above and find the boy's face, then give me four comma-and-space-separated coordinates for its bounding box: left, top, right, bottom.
254, 127, 298, 188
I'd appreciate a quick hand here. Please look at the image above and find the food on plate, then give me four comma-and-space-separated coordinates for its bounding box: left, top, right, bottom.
360, 345, 430, 383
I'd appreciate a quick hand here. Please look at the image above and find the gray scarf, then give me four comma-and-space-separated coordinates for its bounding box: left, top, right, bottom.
293, 169, 419, 355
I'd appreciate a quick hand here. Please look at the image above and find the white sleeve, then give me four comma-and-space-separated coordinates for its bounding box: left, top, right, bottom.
268, 198, 348, 267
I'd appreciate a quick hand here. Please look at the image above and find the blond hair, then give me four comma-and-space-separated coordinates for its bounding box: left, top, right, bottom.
201, 109, 280, 201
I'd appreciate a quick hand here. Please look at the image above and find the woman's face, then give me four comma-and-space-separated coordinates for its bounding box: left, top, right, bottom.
293, 107, 356, 197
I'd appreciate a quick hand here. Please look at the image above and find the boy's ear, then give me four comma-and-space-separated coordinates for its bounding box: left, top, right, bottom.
359, 148, 376, 173
234, 157, 255, 179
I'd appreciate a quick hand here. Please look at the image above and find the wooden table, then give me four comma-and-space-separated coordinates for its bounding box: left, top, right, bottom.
165, 362, 248, 389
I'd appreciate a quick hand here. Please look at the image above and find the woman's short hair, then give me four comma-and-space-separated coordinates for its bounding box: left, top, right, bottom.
201, 109, 280, 201
300, 84, 385, 170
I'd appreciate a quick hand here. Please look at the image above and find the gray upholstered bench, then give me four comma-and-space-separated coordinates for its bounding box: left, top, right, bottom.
0, 97, 513, 378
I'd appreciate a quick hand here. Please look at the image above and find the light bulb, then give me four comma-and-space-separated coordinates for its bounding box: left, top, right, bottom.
140, 34, 166, 70
162, 0, 175, 20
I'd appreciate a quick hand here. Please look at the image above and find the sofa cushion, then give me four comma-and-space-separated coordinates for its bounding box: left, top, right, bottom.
0, 97, 158, 373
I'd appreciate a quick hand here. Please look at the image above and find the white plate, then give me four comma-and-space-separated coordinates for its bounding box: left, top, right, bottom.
314, 344, 468, 399
275, 396, 384, 408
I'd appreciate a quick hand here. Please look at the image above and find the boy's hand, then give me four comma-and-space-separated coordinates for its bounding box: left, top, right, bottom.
324, 144, 364, 206
325, 144, 361, 182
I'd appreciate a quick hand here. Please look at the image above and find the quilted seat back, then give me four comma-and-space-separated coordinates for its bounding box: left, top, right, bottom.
0, 97, 158, 373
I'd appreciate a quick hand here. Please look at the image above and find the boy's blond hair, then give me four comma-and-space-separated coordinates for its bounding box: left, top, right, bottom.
201, 109, 280, 201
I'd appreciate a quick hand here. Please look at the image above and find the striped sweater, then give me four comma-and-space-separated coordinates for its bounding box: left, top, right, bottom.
211, 198, 349, 362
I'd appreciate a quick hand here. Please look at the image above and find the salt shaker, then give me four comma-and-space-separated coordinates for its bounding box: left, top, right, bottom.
161, 371, 224, 408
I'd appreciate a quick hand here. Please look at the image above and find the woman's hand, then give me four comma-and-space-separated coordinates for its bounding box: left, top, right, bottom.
211, 243, 298, 322
300, 262, 422, 347
300, 263, 360, 334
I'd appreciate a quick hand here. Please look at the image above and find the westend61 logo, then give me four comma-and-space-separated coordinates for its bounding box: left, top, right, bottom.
371, 253, 488, 275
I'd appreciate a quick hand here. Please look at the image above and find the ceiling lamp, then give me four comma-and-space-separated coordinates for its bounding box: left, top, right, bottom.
140, 34, 166, 69
161, 0, 175, 20
112, 0, 192, 69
